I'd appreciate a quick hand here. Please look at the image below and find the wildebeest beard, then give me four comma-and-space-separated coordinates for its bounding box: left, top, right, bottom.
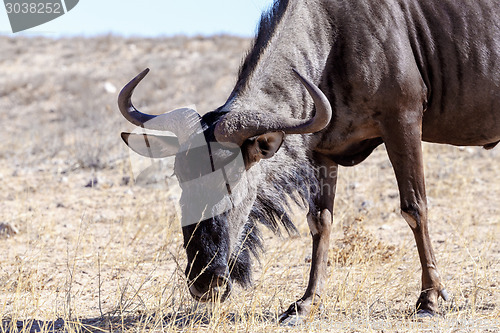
220, 139, 321, 287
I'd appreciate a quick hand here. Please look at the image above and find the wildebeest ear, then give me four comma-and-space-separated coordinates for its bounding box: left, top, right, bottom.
244, 132, 285, 168
121, 132, 180, 158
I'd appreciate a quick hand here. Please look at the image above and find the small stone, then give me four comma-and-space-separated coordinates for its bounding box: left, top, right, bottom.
85, 178, 98, 188
103, 81, 117, 94
121, 176, 131, 186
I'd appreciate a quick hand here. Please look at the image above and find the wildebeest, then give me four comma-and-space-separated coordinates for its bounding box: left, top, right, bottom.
118, 0, 500, 323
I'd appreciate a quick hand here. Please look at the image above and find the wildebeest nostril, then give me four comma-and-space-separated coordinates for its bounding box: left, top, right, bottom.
188, 275, 232, 303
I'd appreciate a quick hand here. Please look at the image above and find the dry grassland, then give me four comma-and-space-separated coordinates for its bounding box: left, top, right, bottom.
0, 35, 498, 332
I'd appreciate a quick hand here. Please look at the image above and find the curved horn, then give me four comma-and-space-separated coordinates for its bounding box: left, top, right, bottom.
118, 68, 201, 143
214, 69, 332, 146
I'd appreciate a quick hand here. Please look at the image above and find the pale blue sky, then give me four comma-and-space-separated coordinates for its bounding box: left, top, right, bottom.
0, 0, 275, 37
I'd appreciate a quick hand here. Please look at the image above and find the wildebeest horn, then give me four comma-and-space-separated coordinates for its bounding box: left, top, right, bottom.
118, 68, 201, 143
214, 69, 332, 146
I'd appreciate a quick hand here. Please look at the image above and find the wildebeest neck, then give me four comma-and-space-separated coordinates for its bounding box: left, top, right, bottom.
227, 0, 336, 121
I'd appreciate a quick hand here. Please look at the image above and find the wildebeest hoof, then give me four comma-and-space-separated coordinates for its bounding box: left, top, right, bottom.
279, 312, 306, 326
416, 309, 436, 318
278, 305, 307, 326
278, 299, 319, 326
413, 288, 449, 319
415, 288, 443, 317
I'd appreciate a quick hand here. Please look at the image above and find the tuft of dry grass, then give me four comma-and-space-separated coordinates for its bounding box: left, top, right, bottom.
0, 35, 499, 332
328, 217, 399, 266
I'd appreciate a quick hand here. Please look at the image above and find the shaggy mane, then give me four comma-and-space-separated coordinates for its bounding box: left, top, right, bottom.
228, 140, 320, 287
236, 0, 290, 89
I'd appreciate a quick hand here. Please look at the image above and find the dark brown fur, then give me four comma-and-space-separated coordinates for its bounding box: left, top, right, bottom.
218, 0, 499, 321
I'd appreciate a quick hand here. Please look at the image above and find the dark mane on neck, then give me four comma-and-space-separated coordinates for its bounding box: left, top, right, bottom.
227, 140, 320, 287
236, 0, 290, 89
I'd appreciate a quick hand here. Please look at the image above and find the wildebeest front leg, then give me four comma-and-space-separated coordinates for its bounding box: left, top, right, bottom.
382, 118, 449, 316
279, 154, 337, 325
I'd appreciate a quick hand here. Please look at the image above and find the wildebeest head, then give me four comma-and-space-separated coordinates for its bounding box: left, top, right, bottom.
118, 68, 331, 302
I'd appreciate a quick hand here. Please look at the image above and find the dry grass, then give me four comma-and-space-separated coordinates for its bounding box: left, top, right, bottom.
0, 35, 499, 332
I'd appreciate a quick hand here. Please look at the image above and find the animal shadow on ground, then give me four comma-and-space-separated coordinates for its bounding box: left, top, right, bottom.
2, 311, 278, 332
1, 300, 494, 332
